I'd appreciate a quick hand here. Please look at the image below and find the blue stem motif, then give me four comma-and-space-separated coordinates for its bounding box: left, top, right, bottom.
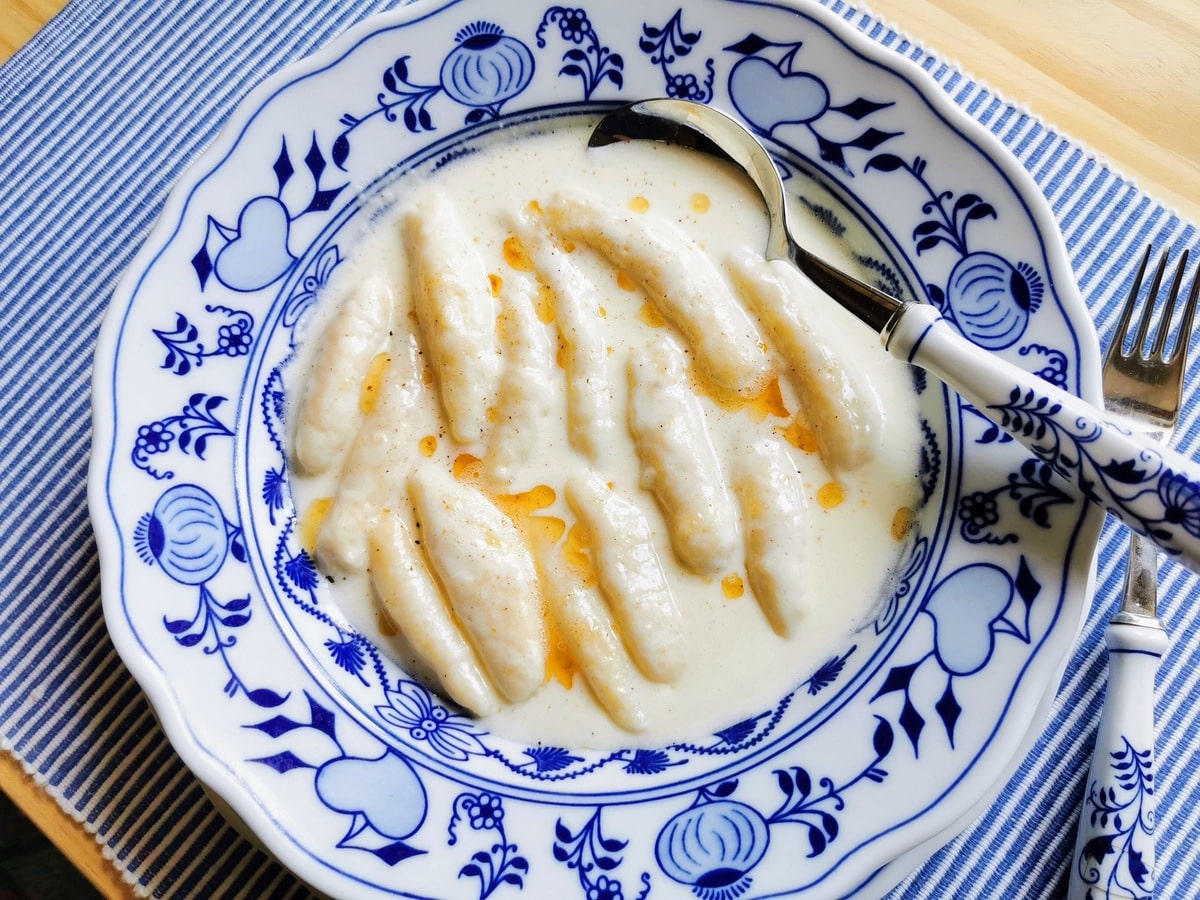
132, 393, 233, 480
765, 717, 894, 856
864, 154, 993, 258
553, 808, 646, 900
154, 305, 255, 376
374, 56, 442, 132
1077, 736, 1155, 897
449, 793, 529, 899
537, 8, 625, 100
639, 10, 714, 101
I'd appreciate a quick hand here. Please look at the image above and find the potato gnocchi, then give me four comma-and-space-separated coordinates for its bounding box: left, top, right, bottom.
287, 125, 922, 745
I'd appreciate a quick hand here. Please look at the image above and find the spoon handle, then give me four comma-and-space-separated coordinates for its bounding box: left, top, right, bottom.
889, 303, 1200, 570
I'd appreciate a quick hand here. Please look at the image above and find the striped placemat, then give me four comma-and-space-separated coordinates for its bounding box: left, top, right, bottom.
1, 1, 1197, 897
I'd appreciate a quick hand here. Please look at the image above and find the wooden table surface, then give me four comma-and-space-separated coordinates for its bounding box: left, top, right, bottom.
2, 1, 1199, 897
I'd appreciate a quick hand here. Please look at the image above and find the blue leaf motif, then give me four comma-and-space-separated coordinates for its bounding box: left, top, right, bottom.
523, 746, 583, 772
251, 751, 313, 773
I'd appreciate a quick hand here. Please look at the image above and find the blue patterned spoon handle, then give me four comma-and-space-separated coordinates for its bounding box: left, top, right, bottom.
888, 303, 1200, 571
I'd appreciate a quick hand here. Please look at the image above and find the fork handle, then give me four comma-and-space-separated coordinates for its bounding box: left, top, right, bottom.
888, 304, 1200, 572
1067, 600, 1166, 899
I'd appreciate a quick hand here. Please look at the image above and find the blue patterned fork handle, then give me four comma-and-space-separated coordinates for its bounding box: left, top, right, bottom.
1067, 533, 1166, 900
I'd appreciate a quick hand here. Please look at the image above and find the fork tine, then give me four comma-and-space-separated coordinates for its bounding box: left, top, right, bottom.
1151, 248, 1190, 358
1107, 245, 1153, 365
1172, 252, 1200, 366
1133, 249, 1170, 354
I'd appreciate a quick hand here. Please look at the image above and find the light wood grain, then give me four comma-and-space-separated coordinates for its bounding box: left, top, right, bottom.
2, 1, 1200, 896
0, 0, 63, 60
864, 0, 1200, 223
0, 751, 137, 899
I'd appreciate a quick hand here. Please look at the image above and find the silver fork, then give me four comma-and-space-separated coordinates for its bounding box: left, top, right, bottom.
1068, 246, 1200, 900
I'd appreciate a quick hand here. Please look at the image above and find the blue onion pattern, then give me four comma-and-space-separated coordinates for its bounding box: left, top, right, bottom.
440, 22, 535, 110
945, 252, 1044, 350
656, 799, 770, 899
134, 484, 229, 585
1156, 470, 1200, 535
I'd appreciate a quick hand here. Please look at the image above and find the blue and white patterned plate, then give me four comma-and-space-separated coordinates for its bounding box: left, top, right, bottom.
89, 1, 1103, 896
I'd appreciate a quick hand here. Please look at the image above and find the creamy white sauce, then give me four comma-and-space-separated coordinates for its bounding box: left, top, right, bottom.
287, 123, 922, 749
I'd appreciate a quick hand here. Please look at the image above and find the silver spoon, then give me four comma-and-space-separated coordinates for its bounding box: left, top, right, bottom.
590, 98, 1200, 572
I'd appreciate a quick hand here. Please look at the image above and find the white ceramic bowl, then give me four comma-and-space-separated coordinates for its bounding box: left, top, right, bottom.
90, 1, 1102, 896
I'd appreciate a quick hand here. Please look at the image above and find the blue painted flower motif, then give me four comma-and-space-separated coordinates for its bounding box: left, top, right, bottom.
131, 393, 233, 480
463, 792, 504, 830
586, 874, 624, 900
656, 799, 770, 900
666, 72, 704, 100
375, 679, 488, 760
554, 8, 589, 43
944, 252, 1044, 350
449, 791, 528, 897
217, 321, 253, 356
135, 422, 174, 455
537, 7, 624, 100
134, 484, 230, 585
153, 306, 256, 375
640, 11, 713, 103
1156, 470, 1200, 536
552, 808, 631, 899
440, 22, 535, 113
958, 490, 1001, 532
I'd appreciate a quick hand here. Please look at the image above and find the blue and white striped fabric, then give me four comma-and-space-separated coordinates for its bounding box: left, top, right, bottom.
1, 1, 1197, 897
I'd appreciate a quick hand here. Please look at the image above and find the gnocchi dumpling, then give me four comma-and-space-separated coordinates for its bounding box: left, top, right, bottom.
485, 274, 556, 488
293, 274, 394, 475
732, 438, 810, 637
318, 331, 424, 573
627, 337, 739, 575
402, 192, 501, 445
545, 190, 772, 399
539, 541, 646, 732
369, 510, 500, 716
408, 466, 546, 703
727, 251, 883, 471
565, 472, 685, 683
509, 208, 614, 459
